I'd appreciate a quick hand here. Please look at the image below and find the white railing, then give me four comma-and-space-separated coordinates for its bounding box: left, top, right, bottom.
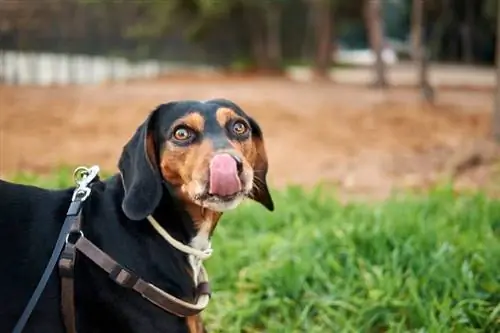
0, 51, 201, 85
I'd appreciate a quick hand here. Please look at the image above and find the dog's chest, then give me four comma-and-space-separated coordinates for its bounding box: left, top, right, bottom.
188, 221, 211, 285
189, 222, 211, 252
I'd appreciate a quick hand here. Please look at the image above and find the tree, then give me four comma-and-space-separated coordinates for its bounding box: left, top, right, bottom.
412, 0, 434, 103
462, 0, 474, 63
493, 0, 500, 142
241, 0, 286, 72
364, 0, 387, 88
410, 0, 422, 62
306, 0, 334, 80
121, 0, 286, 72
265, 1, 284, 71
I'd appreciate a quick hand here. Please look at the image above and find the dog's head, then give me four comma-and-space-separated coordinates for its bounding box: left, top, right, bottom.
118, 99, 274, 221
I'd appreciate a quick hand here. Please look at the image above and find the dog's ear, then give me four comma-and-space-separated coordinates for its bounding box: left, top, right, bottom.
118, 107, 163, 221
248, 117, 274, 211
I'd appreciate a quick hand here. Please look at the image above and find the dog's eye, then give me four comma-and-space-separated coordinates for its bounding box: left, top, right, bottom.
173, 127, 193, 141
232, 121, 248, 136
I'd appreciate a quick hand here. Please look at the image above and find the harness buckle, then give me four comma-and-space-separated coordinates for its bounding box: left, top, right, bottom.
71, 165, 100, 202
109, 265, 139, 289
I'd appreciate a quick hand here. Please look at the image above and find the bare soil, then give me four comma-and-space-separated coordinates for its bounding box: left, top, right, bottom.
1, 75, 499, 199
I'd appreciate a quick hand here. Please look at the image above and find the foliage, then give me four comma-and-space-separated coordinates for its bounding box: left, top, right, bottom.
3, 0, 500, 66
10, 169, 500, 332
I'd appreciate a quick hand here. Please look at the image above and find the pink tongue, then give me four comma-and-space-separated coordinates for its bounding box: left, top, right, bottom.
209, 154, 241, 196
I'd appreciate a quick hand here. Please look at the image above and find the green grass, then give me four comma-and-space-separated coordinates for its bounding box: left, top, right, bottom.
8, 170, 500, 333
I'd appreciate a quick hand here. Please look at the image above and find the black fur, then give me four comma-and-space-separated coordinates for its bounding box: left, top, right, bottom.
119, 105, 163, 221
0, 99, 272, 333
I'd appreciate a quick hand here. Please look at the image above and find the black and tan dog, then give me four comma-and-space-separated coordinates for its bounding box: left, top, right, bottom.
0, 99, 274, 333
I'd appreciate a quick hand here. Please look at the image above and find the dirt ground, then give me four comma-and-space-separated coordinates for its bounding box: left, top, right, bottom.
1, 74, 499, 200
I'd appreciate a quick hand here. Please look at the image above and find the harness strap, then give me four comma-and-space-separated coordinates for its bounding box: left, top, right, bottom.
10, 200, 84, 333
74, 236, 211, 317
58, 215, 82, 333
57, 219, 212, 333
57, 200, 211, 333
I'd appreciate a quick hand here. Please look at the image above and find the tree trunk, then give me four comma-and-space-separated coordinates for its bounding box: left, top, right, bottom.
410, 0, 422, 61
301, 2, 315, 62
364, 0, 387, 88
493, 0, 500, 142
265, 4, 283, 72
310, 0, 332, 80
413, 0, 434, 102
244, 7, 268, 71
462, 0, 474, 63
428, 0, 452, 63
251, 30, 268, 71
419, 49, 435, 103
243, 4, 283, 73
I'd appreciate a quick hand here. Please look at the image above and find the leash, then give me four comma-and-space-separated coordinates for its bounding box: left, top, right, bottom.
11, 166, 100, 333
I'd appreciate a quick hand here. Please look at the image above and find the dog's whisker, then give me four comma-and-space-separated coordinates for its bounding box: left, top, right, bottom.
251, 180, 264, 194
252, 177, 266, 188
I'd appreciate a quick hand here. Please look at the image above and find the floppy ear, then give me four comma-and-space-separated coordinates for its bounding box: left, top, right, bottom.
118, 107, 163, 221
248, 117, 274, 211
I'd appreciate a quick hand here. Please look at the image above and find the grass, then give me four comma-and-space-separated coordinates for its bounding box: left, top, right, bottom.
8, 169, 500, 333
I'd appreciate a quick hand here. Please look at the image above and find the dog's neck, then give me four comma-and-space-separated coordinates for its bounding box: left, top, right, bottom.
183, 201, 222, 252
151, 187, 222, 252
148, 187, 221, 297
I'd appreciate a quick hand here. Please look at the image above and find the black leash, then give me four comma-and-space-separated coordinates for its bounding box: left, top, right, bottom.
11, 166, 100, 333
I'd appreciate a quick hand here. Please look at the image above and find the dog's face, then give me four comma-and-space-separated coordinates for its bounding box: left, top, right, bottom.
157, 104, 262, 212
118, 99, 274, 221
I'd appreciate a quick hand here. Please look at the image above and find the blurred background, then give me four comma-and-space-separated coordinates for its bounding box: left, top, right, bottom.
1, 0, 500, 198
3, 1, 500, 332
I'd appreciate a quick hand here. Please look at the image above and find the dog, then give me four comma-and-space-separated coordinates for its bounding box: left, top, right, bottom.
0, 99, 274, 333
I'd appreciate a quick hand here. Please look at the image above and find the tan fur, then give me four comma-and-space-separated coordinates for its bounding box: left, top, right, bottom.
215, 107, 237, 125
215, 107, 259, 172
186, 315, 204, 333
174, 112, 205, 133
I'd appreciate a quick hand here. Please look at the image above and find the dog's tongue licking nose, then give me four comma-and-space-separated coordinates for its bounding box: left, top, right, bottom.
209, 154, 241, 197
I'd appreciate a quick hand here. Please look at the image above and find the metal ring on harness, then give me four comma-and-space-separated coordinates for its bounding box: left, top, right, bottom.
65, 230, 84, 245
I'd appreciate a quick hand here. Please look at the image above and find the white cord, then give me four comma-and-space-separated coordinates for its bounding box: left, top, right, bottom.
147, 215, 213, 285
146, 215, 213, 260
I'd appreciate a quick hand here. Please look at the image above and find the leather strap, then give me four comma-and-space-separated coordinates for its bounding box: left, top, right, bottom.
58, 215, 82, 333
74, 237, 211, 317
11, 200, 84, 333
